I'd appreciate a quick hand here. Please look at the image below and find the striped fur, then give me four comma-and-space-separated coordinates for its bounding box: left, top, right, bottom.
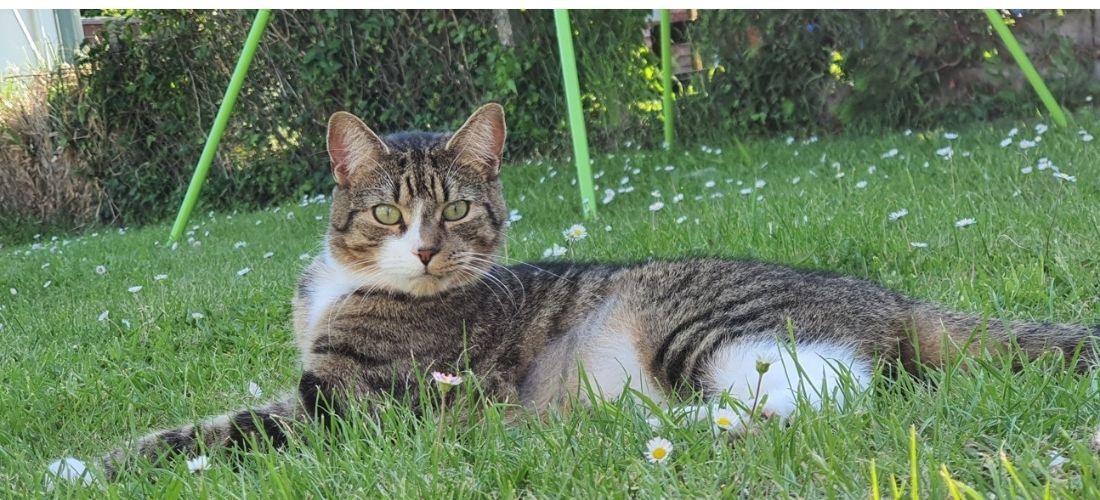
97, 104, 1098, 479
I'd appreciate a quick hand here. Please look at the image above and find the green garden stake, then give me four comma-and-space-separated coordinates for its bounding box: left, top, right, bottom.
553, 9, 597, 219
983, 9, 1068, 128
169, 9, 272, 242
660, 9, 674, 149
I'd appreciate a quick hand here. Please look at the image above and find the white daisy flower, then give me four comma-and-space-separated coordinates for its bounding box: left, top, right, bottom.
644, 437, 673, 464
888, 208, 909, 222
649, 201, 665, 212
190, 312, 205, 320
601, 189, 616, 205
910, 242, 929, 249
263, 252, 275, 259
563, 224, 588, 242
1018, 139, 1037, 149
955, 218, 977, 229
754, 179, 766, 189
542, 244, 567, 258
675, 216, 688, 224
1035, 123, 1048, 134
247, 381, 263, 399
1053, 172, 1077, 183
855, 181, 868, 189
234, 241, 247, 249
671, 193, 684, 203
186, 455, 210, 474
236, 267, 251, 277
97, 310, 109, 322
704, 181, 716, 189
935, 146, 953, 158
944, 132, 959, 140
128, 285, 142, 293
508, 209, 522, 223
43, 281, 51, 289
785, 136, 795, 145
1082, 134, 1094, 143
1021, 166, 1033, 174
713, 406, 740, 431
881, 148, 899, 159
791, 176, 801, 184
431, 371, 464, 388
1008, 127, 1019, 137
1000, 138, 1012, 147
95, 265, 107, 275
154, 274, 168, 281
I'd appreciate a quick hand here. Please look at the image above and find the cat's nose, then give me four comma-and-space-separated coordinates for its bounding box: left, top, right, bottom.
416, 247, 439, 265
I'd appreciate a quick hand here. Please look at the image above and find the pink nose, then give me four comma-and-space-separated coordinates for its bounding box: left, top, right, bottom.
416, 248, 438, 265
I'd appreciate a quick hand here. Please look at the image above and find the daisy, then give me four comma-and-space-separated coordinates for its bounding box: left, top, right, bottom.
935, 146, 953, 159
881, 148, 898, 159
543, 244, 567, 258
1083, 134, 1094, 142
508, 209, 522, 223
234, 241, 247, 249
236, 267, 251, 276
1007, 127, 1019, 137
247, 381, 263, 399
1018, 139, 1037, 149
128, 285, 142, 293
1021, 166, 1033, 174
1053, 172, 1077, 183
431, 371, 464, 389
263, 252, 275, 259
955, 218, 976, 229
713, 406, 740, 431
855, 181, 868, 189
154, 274, 168, 281
190, 312, 205, 320
644, 437, 673, 464
704, 181, 716, 188
98, 310, 109, 322
1000, 138, 1012, 147
95, 265, 107, 275
186, 455, 211, 474
563, 224, 588, 242
671, 193, 684, 203
888, 208, 909, 222
910, 242, 929, 249
1035, 123, 1048, 134
754, 179, 766, 189
943, 132, 959, 140
649, 201, 665, 212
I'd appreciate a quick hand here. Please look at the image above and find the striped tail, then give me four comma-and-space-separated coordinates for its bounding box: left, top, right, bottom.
99, 394, 304, 479
906, 304, 1099, 372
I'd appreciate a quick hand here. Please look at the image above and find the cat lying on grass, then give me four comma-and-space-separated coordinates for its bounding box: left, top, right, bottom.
47, 104, 1098, 488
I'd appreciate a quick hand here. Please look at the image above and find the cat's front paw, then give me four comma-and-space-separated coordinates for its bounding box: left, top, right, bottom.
43, 457, 99, 492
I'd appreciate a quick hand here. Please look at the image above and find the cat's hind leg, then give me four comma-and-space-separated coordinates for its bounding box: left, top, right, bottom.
687, 336, 872, 432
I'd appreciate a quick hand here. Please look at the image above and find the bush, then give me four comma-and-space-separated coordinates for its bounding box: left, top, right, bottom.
8, 9, 1093, 232
0, 71, 103, 235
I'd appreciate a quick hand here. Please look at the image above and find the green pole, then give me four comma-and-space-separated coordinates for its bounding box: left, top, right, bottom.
983, 9, 1067, 127
660, 9, 674, 149
553, 9, 596, 219
169, 9, 272, 242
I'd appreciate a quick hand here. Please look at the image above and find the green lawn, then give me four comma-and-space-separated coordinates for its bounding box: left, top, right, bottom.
2, 114, 1100, 497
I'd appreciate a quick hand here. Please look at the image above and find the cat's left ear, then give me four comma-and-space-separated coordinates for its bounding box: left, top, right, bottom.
446, 103, 507, 178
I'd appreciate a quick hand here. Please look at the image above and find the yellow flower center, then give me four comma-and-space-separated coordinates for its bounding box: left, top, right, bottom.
652, 448, 667, 460
716, 417, 731, 428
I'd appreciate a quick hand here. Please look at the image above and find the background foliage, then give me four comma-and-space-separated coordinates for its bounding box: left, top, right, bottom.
2, 9, 1097, 236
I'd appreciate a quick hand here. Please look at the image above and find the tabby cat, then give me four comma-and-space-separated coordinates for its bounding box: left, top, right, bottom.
93, 104, 1097, 478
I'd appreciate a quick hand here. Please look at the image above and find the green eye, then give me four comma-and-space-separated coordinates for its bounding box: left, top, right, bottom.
372, 204, 402, 225
443, 201, 470, 221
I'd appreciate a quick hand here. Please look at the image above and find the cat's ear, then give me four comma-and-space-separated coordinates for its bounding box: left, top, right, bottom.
446, 103, 507, 177
327, 111, 389, 187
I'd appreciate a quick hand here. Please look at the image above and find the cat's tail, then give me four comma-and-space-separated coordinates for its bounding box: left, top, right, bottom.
98, 393, 305, 479
904, 304, 1099, 372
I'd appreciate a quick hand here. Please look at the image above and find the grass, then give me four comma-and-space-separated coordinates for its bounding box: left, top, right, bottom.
2, 113, 1100, 498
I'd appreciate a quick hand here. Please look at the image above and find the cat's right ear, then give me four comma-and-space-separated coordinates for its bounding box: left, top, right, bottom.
327, 111, 389, 187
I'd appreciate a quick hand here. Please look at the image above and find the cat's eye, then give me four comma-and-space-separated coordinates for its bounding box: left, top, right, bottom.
442, 201, 470, 221
372, 204, 402, 225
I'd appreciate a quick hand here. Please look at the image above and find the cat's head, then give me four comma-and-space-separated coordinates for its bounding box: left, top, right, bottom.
324, 104, 508, 297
